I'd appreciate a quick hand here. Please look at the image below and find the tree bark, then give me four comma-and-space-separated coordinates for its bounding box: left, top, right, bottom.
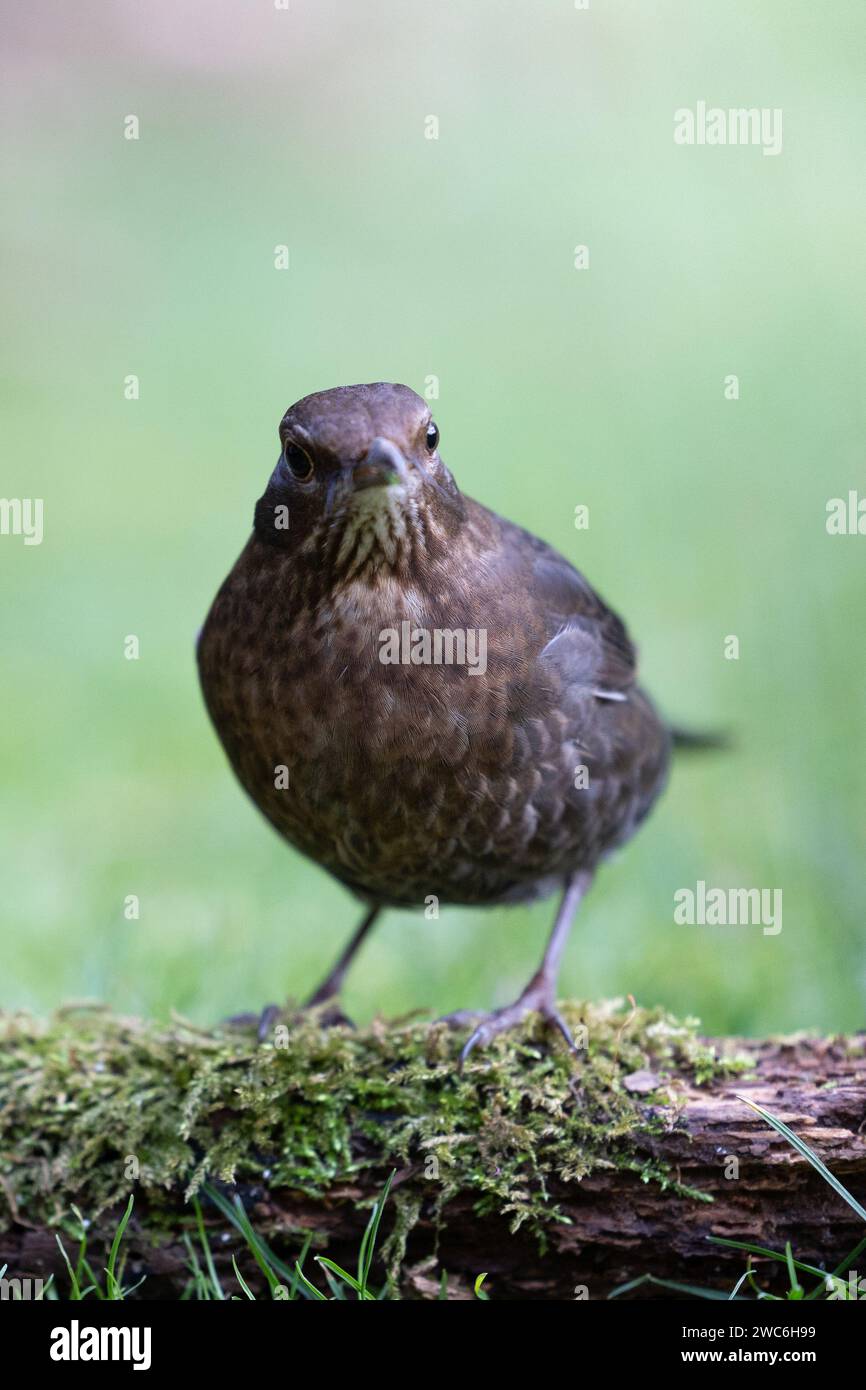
3, 1027, 865, 1300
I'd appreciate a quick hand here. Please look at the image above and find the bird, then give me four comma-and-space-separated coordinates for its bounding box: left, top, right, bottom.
197, 382, 692, 1063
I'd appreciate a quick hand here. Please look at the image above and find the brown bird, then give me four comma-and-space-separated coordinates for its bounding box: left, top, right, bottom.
198, 382, 677, 1062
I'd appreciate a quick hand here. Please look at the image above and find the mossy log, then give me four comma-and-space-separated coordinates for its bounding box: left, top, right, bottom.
1, 1003, 865, 1300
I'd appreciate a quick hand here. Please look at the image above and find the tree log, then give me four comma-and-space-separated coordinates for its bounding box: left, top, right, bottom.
1, 1005, 865, 1300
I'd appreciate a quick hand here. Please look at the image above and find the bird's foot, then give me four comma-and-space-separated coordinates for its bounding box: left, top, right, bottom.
222, 1003, 283, 1043
445, 980, 581, 1068
303, 999, 353, 1029
222, 998, 351, 1043
436, 1008, 485, 1030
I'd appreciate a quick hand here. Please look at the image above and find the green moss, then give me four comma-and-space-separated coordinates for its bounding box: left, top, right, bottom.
0, 1000, 749, 1256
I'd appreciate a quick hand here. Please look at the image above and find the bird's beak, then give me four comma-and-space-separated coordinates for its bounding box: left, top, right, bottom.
351, 437, 409, 491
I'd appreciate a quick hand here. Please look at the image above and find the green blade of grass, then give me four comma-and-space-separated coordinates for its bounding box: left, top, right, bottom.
288, 1232, 314, 1301
709, 1237, 827, 1282
191, 1195, 224, 1299
232, 1256, 256, 1300
316, 1256, 365, 1298
737, 1095, 866, 1223
805, 1233, 866, 1300
294, 1261, 327, 1301
784, 1240, 803, 1299
81, 1257, 105, 1300
105, 1195, 134, 1300
728, 1269, 751, 1300
357, 1169, 395, 1296
203, 1185, 285, 1297
55, 1236, 82, 1300
120, 1274, 147, 1299
319, 1265, 349, 1300
609, 1273, 745, 1300
202, 1182, 302, 1294
182, 1232, 211, 1300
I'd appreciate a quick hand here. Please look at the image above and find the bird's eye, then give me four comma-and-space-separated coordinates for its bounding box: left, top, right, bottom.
284, 441, 314, 481
425, 420, 439, 452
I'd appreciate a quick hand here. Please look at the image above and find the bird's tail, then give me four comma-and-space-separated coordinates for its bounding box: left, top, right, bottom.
670, 725, 731, 752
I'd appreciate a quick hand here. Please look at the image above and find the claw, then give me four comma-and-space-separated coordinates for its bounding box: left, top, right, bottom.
543, 1006, 581, 1054
457, 996, 582, 1069
256, 1003, 281, 1043
221, 1003, 281, 1041
435, 1009, 485, 1030
453, 873, 593, 1068
221, 999, 352, 1044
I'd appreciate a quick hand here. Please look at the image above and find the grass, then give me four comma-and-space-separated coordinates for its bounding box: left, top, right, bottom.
0, 999, 756, 1300
4, 1004, 861, 1301
19, 1097, 866, 1301
609, 1097, 866, 1302
32, 1174, 496, 1302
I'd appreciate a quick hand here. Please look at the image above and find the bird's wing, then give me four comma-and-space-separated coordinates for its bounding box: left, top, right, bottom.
466, 501, 638, 699
481, 507, 638, 698
532, 551, 636, 696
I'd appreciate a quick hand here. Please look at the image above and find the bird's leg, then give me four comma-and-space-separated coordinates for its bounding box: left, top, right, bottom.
456, 871, 593, 1066
305, 903, 381, 1006
225, 904, 382, 1041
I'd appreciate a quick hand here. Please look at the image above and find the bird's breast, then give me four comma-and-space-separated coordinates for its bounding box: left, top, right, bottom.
197, 540, 668, 906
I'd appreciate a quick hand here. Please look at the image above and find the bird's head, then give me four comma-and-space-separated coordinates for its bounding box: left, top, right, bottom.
254, 383, 465, 581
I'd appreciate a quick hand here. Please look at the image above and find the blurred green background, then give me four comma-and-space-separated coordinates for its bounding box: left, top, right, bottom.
2, 0, 864, 1036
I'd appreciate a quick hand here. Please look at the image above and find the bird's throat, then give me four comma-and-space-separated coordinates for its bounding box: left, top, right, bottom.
332, 485, 418, 581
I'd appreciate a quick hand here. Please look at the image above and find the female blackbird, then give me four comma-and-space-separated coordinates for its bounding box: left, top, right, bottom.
198, 383, 672, 1061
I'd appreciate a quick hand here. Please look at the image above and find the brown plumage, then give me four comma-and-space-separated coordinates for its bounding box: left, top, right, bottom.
198, 382, 672, 1060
